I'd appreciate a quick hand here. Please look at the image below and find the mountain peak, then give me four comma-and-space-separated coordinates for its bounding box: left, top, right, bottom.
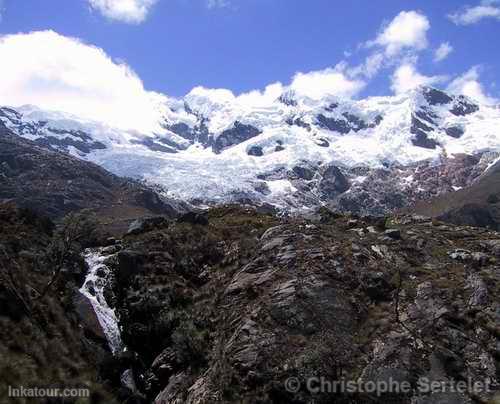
2, 85, 499, 212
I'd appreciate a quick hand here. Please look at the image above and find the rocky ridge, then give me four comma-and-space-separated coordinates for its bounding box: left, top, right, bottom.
0, 121, 186, 233
89, 206, 500, 404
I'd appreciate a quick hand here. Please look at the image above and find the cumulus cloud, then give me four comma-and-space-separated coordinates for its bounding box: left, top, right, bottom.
185, 67, 366, 111
349, 11, 431, 90
88, 0, 159, 24
187, 67, 366, 110
434, 42, 453, 62
237, 83, 285, 106
448, 0, 500, 25
344, 53, 385, 80
447, 66, 498, 105
391, 62, 448, 94
369, 11, 430, 56
185, 82, 286, 115
290, 68, 366, 100
0, 30, 167, 131
336, 11, 432, 92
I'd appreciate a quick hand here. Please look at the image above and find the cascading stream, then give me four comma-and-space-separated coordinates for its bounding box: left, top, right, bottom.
80, 248, 123, 355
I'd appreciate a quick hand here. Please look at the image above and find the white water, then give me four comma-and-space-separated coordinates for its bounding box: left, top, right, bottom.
80, 249, 123, 354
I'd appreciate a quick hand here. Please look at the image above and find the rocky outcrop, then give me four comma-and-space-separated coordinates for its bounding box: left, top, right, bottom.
316, 110, 383, 135
411, 114, 439, 149
126, 216, 170, 236
247, 146, 263, 157
104, 206, 500, 403
422, 87, 453, 105
213, 122, 262, 153
162, 119, 211, 148
450, 96, 480, 116
217, 150, 499, 217
318, 165, 349, 198
444, 125, 464, 139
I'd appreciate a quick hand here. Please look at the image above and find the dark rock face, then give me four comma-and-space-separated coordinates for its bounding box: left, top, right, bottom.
177, 211, 209, 226
35, 136, 106, 154
315, 137, 330, 147
127, 217, 170, 236
415, 108, 438, 126
422, 87, 453, 105
325, 102, 339, 112
450, 96, 479, 116
411, 131, 439, 149
286, 116, 311, 130
332, 153, 494, 217
213, 122, 262, 153
317, 112, 381, 134
116, 250, 145, 283
163, 119, 211, 147
411, 115, 439, 149
0, 108, 108, 155
131, 138, 178, 154
318, 165, 349, 199
412, 115, 434, 133
317, 114, 352, 133
439, 204, 498, 230
0, 124, 182, 229
73, 291, 107, 341
106, 207, 500, 404
228, 151, 498, 219
292, 165, 315, 181
165, 122, 193, 140
247, 146, 264, 157
413, 154, 500, 230
274, 144, 285, 152
278, 93, 297, 107
444, 125, 465, 138
342, 112, 369, 131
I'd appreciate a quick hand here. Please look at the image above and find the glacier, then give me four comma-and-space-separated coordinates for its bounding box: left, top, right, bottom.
2, 86, 500, 212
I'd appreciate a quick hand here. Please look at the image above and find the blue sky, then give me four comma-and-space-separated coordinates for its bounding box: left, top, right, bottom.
0, 0, 499, 129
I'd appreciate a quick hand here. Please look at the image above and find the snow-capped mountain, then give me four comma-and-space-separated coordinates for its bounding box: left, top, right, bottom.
2, 86, 500, 214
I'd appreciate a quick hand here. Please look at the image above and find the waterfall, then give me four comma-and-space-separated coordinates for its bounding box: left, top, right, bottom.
80, 249, 123, 354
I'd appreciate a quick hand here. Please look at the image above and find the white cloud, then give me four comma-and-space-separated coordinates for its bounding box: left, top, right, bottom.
0, 30, 167, 131
434, 42, 453, 62
185, 68, 365, 110
344, 52, 385, 79
237, 82, 285, 106
448, 0, 500, 25
369, 11, 430, 56
88, 0, 159, 24
186, 82, 285, 113
447, 66, 498, 105
290, 68, 366, 100
391, 62, 448, 94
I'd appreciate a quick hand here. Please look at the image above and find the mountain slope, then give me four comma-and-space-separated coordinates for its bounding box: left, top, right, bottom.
0, 203, 120, 403
2, 86, 500, 214
100, 206, 499, 403
413, 158, 500, 229
0, 121, 185, 232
